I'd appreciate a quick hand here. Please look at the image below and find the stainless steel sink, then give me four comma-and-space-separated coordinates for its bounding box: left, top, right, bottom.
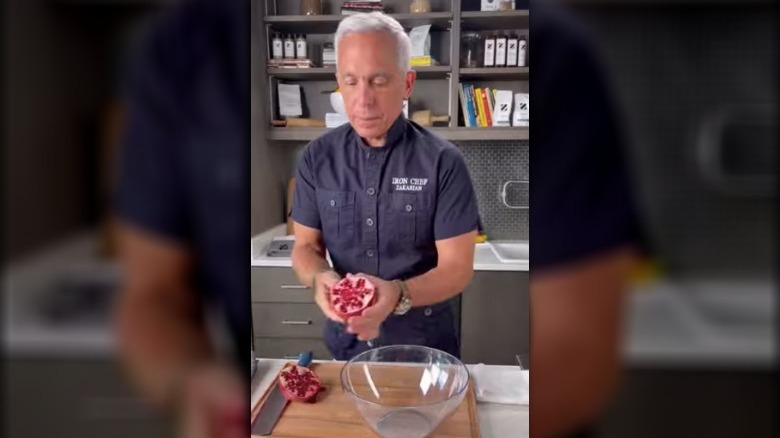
488, 240, 530, 263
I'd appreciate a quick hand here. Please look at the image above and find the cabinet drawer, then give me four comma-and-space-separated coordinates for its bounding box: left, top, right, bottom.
253, 338, 332, 361
252, 303, 325, 338
251, 267, 314, 303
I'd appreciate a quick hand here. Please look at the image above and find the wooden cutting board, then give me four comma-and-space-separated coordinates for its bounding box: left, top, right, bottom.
250, 362, 480, 438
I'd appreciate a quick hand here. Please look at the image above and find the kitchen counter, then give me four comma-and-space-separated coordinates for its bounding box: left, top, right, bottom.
251, 224, 528, 271
251, 358, 529, 438
7, 231, 772, 370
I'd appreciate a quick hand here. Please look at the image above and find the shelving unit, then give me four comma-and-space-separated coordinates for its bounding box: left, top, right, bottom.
460, 10, 529, 30
267, 65, 451, 80
267, 126, 528, 142
259, 0, 529, 142
460, 67, 529, 80
264, 12, 452, 33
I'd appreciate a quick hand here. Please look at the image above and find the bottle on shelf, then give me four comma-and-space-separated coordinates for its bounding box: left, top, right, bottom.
300, 0, 321, 16
495, 31, 508, 67
271, 33, 283, 60
295, 34, 307, 60
517, 34, 527, 67
483, 32, 496, 68
283, 34, 296, 59
506, 32, 518, 67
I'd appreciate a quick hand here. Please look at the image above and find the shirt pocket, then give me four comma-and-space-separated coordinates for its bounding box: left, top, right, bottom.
316, 190, 356, 242
391, 193, 433, 245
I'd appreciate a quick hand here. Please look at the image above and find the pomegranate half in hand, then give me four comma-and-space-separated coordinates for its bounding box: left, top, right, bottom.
328, 274, 377, 319
278, 364, 323, 403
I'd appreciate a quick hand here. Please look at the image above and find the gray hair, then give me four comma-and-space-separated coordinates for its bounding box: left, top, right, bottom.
335, 12, 411, 74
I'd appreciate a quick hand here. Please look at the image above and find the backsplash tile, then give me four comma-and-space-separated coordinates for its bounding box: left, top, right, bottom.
457, 141, 529, 240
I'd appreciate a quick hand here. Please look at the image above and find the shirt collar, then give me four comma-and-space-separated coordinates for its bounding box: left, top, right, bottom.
351, 113, 408, 153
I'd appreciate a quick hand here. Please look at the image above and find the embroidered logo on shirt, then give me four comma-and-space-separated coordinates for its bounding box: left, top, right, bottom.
392, 177, 428, 192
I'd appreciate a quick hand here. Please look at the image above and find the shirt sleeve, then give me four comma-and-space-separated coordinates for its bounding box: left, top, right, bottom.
291, 144, 321, 230
113, 23, 191, 242
434, 146, 481, 240
530, 21, 646, 270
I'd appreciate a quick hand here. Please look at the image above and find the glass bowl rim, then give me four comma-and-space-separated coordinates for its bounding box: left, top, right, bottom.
339, 345, 471, 408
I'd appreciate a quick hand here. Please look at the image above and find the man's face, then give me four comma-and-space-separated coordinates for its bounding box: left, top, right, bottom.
336, 31, 415, 143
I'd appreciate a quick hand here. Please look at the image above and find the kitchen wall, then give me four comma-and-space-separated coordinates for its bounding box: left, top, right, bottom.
572, 3, 776, 278
458, 140, 529, 240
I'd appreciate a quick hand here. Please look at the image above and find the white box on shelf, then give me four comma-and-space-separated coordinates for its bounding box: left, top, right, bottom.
493, 90, 514, 127
481, 0, 515, 11
512, 93, 529, 127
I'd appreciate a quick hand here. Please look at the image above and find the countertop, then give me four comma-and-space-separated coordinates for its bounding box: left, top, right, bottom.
251, 224, 529, 271
5, 231, 774, 370
250, 358, 529, 438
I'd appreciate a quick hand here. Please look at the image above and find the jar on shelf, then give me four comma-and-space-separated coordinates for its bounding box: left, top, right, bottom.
300, 0, 321, 16
409, 0, 431, 13
460, 32, 483, 68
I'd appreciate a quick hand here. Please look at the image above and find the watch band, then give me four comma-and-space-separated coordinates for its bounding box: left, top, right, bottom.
393, 280, 412, 315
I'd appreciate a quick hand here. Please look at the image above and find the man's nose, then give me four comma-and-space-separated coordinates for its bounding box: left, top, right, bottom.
355, 82, 375, 106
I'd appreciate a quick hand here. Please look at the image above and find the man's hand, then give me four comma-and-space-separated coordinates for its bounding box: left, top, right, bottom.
346, 274, 401, 341
176, 364, 245, 438
313, 270, 345, 324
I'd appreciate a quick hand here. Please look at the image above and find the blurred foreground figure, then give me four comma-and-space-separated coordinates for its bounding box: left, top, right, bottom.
529, 1, 645, 436
112, 1, 248, 437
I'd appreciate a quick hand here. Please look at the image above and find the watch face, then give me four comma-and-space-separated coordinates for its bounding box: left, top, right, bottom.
394, 298, 412, 315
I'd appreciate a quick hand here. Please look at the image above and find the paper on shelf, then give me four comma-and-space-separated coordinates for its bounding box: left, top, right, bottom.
278, 83, 303, 117
408, 25, 432, 58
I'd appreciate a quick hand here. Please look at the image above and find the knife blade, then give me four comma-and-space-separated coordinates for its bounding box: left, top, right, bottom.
251, 351, 313, 436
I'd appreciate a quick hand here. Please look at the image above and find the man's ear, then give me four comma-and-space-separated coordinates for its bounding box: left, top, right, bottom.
404, 70, 417, 99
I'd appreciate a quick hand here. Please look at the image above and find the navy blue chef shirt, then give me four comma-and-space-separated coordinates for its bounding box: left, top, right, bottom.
292, 114, 481, 282
114, 0, 249, 366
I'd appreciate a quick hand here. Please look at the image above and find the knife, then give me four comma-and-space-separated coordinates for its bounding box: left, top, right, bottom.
251, 351, 313, 436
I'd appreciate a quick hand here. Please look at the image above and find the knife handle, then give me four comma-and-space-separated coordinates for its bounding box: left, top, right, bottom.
297, 351, 313, 367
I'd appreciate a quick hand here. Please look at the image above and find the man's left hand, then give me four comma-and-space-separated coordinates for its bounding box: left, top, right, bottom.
345, 274, 401, 341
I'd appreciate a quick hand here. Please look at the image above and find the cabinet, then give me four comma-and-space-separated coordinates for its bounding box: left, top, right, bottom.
3, 358, 169, 438
460, 271, 529, 365
254, 0, 530, 142
250, 266, 331, 359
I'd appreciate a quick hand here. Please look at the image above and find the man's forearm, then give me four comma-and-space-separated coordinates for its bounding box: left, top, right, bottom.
291, 242, 332, 288
404, 264, 473, 307
530, 247, 634, 437
116, 287, 213, 410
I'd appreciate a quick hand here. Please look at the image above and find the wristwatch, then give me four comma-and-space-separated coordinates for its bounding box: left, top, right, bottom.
392, 280, 412, 315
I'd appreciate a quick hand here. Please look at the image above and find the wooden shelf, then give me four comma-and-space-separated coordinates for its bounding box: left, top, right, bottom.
432, 127, 528, 141
459, 67, 528, 80
267, 67, 336, 80
266, 66, 451, 80
264, 12, 452, 34
267, 126, 528, 142
460, 10, 529, 31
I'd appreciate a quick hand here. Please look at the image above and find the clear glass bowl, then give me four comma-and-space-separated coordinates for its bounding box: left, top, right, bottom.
340, 345, 470, 438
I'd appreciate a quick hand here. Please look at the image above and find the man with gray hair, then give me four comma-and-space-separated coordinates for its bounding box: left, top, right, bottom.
291, 12, 480, 360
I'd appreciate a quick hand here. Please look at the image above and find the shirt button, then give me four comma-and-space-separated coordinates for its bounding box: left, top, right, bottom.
367, 188, 375, 196
405, 204, 413, 212
366, 250, 374, 257
366, 218, 374, 227
424, 307, 432, 317
330, 200, 336, 207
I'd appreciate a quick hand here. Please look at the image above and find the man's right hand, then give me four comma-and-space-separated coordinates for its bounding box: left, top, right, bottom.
176, 364, 245, 438
313, 270, 345, 324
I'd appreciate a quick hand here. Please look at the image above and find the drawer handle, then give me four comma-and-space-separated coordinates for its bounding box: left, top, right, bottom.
282, 320, 312, 325
280, 285, 309, 290
283, 355, 299, 359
